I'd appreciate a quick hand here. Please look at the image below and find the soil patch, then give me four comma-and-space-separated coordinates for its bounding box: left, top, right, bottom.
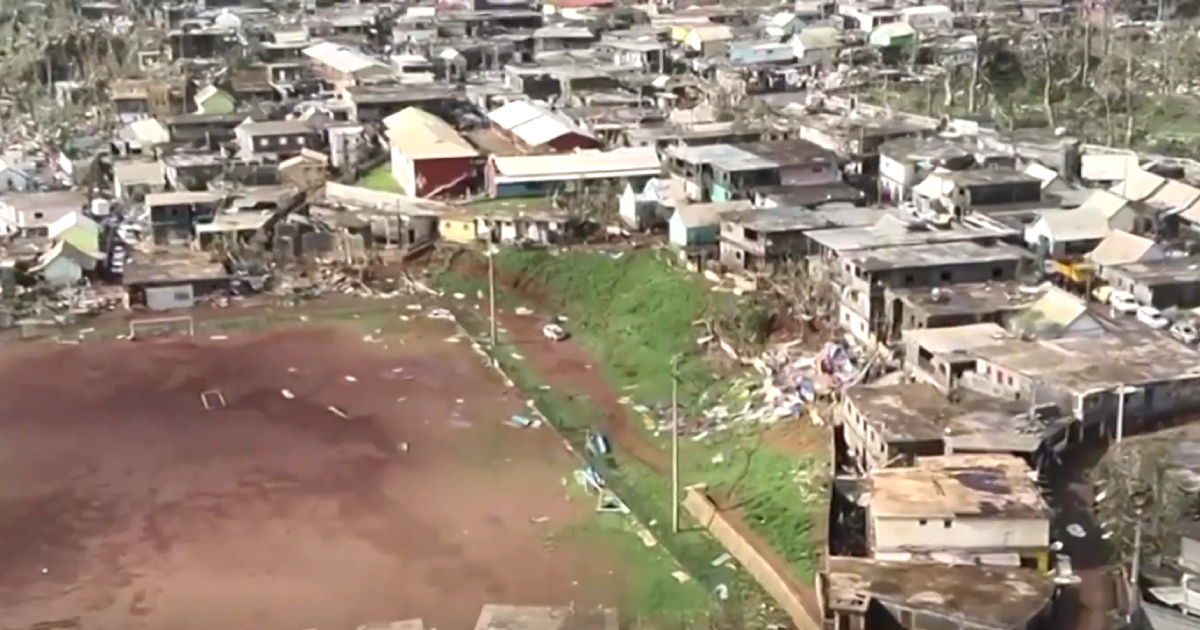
0, 325, 617, 630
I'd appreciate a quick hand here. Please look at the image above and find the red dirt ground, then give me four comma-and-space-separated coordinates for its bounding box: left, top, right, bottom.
0, 323, 617, 630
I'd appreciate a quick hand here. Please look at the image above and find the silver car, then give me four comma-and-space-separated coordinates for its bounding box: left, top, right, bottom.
1172, 320, 1200, 344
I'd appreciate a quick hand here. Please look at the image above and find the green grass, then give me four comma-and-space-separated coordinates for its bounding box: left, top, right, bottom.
436, 251, 824, 611
491, 249, 720, 405
357, 163, 403, 193
462, 196, 558, 214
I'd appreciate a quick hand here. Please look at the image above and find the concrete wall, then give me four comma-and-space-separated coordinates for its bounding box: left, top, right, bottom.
871, 516, 1049, 552
682, 487, 820, 630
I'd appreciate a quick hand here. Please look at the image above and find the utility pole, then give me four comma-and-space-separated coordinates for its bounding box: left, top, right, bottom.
488, 245, 497, 346
671, 353, 681, 534
1130, 509, 1143, 622
1116, 383, 1126, 444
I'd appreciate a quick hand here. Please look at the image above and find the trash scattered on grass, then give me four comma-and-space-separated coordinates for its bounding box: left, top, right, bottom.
344, 375, 357, 382
210, 335, 227, 341
510, 414, 534, 428
280, 389, 295, 399
672, 571, 692, 584
406, 304, 423, 311
427, 308, 455, 321
530, 516, 550, 524
510, 352, 524, 360
515, 306, 534, 316
444, 336, 462, 343
453, 293, 466, 300
711, 553, 733, 567
713, 584, 729, 600
398, 442, 409, 452
327, 406, 349, 419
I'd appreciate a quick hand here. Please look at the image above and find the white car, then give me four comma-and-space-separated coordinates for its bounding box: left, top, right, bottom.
1173, 320, 1200, 344
1137, 305, 1171, 329
1109, 290, 1140, 315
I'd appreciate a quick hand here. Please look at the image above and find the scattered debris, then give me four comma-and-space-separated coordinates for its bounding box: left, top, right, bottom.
327, 405, 350, 419
281, 389, 295, 400
200, 390, 227, 410
344, 375, 358, 383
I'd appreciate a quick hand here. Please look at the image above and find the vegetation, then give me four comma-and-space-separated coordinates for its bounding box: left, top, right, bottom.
357, 163, 403, 193
436, 249, 827, 585
867, 22, 1200, 156
489, 249, 720, 404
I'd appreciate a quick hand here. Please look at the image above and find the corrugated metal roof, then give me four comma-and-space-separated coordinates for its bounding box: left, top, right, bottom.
487, 101, 594, 148
1112, 167, 1166, 201
303, 42, 388, 75
385, 107, 479, 160
666, 144, 776, 172
491, 148, 661, 182
1087, 230, 1160, 267
1019, 288, 1087, 330
1034, 208, 1110, 242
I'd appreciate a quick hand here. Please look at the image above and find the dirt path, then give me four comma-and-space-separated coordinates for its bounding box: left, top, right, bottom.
495, 311, 671, 475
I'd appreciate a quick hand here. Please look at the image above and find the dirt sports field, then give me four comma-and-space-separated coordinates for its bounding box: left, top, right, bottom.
0, 317, 619, 630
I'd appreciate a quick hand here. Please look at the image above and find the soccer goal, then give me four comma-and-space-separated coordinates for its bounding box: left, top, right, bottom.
128, 316, 196, 339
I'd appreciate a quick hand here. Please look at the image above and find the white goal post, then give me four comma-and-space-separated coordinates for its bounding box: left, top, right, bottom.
129, 316, 196, 338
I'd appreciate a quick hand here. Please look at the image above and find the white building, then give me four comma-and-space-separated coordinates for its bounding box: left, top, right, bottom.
868, 454, 1051, 570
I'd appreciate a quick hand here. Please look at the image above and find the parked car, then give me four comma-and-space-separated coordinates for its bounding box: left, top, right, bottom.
1172, 320, 1200, 344
1109, 290, 1140, 316
1137, 305, 1171, 329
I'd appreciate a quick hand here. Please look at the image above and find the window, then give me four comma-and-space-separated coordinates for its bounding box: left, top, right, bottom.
992, 267, 1005, 279
904, 274, 915, 286
33, 212, 43, 219
918, 519, 928, 526
940, 270, 953, 282
172, 290, 190, 301
943, 520, 952, 528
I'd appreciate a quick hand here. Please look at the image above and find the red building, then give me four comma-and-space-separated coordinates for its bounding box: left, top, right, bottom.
385, 108, 481, 198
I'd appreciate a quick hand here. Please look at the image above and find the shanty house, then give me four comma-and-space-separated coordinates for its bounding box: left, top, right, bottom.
112, 160, 167, 202
485, 148, 660, 198
193, 86, 236, 115
867, 454, 1051, 569
820, 557, 1056, 630
145, 190, 224, 245
1009, 287, 1104, 339
303, 42, 394, 88
683, 24, 735, 56
279, 149, 330, 192
665, 144, 778, 203
487, 100, 601, 154
669, 201, 752, 250
0, 190, 87, 237
790, 27, 840, 67
1087, 230, 1166, 281
1024, 190, 1141, 258
619, 177, 684, 231
386, 108, 480, 198
235, 119, 321, 159
32, 241, 103, 287
1106, 257, 1200, 310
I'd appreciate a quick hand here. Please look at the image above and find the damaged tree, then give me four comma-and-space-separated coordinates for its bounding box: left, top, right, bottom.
1091, 440, 1195, 572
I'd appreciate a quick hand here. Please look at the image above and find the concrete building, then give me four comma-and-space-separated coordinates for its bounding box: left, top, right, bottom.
867, 454, 1051, 570
838, 381, 1048, 473
820, 557, 1056, 630
964, 332, 1200, 439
